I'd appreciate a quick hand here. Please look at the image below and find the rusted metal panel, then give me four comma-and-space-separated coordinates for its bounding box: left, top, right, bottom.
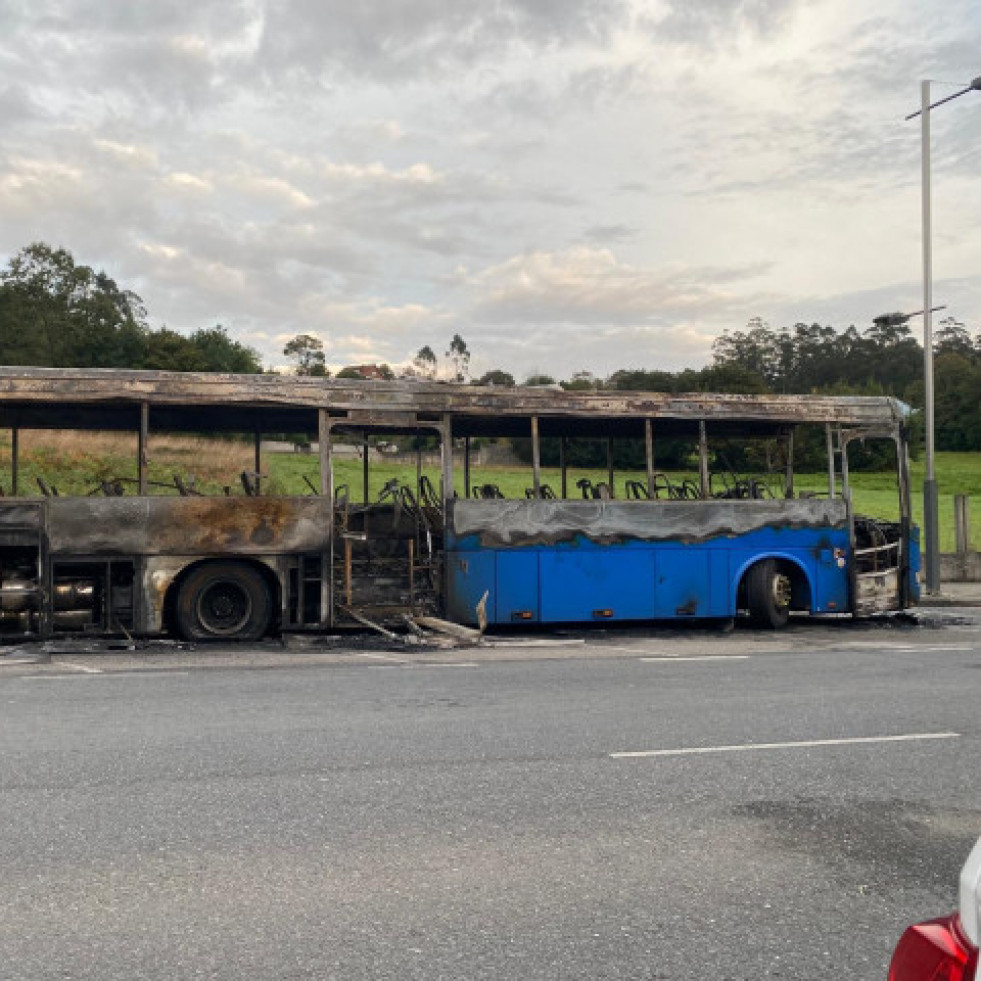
448, 498, 849, 549
0, 502, 44, 530
44, 497, 332, 556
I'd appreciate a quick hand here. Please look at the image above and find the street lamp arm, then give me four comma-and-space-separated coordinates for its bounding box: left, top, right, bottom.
906, 77, 981, 120
872, 305, 946, 328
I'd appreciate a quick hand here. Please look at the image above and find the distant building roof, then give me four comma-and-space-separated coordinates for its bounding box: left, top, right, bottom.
343, 364, 387, 380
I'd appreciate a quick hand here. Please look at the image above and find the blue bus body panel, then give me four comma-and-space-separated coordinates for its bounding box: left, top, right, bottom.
444, 498, 855, 626
496, 551, 540, 622
540, 550, 655, 621
446, 549, 498, 624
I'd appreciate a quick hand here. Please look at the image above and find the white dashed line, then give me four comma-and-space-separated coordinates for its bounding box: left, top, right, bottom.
834, 643, 973, 653
18, 670, 191, 680
610, 731, 959, 759
639, 655, 750, 662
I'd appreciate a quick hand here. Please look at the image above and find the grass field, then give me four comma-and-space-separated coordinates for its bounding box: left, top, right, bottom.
0, 433, 978, 552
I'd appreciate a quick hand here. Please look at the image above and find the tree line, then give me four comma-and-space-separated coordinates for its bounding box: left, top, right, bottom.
3, 243, 980, 452
0, 243, 262, 373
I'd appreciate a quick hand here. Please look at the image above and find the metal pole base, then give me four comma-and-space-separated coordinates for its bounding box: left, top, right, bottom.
924, 477, 940, 593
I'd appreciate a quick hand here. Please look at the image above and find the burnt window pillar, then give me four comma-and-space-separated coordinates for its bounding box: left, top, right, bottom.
839, 426, 849, 498
698, 421, 709, 499
559, 437, 567, 499
11, 425, 18, 496
645, 418, 655, 499
319, 410, 332, 499
784, 429, 794, 499
826, 423, 835, 498
440, 414, 453, 504
138, 402, 149, 496
531, 416, 541, 497
362, 437, 369, 503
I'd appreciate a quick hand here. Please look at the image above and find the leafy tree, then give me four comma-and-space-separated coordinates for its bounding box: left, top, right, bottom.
335, 363, 395, 380
283, 333, 327, 376
933, 353, 981, 451
562, 371, 599, 391
934, 317, 974, 358
445, 334, 471, 382
691, 363, 769, 394
523, 373, 555, 386
188, 324, 261, 373
0, 242, 147, 367
140, 329, 208, 372
607, 369, 679, 392
711, 317, 782, 387
474, 369, 515, 387
412, 345, 438, 380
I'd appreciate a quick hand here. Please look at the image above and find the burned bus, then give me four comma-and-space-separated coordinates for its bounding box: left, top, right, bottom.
0, 367, 919, 640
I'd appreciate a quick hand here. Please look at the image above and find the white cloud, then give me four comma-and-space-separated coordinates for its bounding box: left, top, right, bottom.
468, 247, 773, 325
0, 0, 980, 382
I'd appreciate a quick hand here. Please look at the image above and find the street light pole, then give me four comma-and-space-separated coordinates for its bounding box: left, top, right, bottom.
920, 80, 939, 594
906, 75, 981, 594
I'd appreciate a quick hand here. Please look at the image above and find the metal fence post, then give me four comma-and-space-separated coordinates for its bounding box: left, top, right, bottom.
954, 495, 970, 555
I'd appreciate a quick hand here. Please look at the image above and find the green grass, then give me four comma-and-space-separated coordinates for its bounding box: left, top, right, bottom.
3, 433, 979, 552
267, 451, 981, 551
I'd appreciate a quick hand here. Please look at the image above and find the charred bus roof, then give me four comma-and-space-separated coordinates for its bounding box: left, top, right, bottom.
0, 366, 910, 439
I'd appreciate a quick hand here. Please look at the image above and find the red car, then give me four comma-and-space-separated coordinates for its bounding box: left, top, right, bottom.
888, 837, 981, 980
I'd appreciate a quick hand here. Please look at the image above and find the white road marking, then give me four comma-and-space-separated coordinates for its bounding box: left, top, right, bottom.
58, 661, 103, 674
597, 645, 666, 654
835, 643, 973, 652
911, 645, 974, 652
18, 670, 191, 680
483, 638, 585, 648
611, 731, 959, 759
639, 655, 750, 662
354, 653, 409, 663
17, 675, 103, 681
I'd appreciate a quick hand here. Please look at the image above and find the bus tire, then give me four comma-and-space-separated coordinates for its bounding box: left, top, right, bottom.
745, 559, 792, 629
175, 561, 272, 642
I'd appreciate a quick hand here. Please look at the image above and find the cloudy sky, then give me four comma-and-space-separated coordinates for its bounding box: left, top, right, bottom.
1, 0, 979, 379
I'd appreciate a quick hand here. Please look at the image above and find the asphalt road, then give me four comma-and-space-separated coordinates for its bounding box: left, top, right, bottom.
1, 612, 979, 980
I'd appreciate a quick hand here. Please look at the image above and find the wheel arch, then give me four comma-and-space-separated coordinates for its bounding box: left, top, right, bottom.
732, 553, 814, 614
163, 556, 281, 638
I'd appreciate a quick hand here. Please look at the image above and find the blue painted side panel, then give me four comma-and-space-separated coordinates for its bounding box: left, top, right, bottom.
496, 551, 540, 623
446, 550, 497, 626
653, 550, 710, 618
909, 525, 922, 603
540, 550, 655, 621
445, 521, 858, 625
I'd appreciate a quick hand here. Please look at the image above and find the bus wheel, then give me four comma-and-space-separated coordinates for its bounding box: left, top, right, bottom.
175, 562, 272, 641
745, 559, 792, 629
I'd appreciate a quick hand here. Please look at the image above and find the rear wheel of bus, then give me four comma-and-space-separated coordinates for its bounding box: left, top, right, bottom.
175, 561, 273, 641
745, 558, 792, 629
